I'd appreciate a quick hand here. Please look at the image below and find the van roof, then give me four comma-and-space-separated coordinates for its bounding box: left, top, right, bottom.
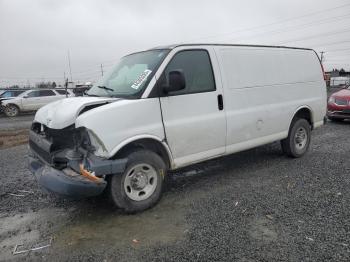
149, 43, 314, 52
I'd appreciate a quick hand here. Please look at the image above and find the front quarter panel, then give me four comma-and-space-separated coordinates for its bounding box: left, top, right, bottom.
3, 98, 21, 108
75, 98, 165, 158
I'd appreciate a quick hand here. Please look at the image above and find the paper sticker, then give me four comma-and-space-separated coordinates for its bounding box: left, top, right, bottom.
131, 69, 152, 90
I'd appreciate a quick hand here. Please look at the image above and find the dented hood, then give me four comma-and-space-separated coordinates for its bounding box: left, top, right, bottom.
34, 97, 117, 129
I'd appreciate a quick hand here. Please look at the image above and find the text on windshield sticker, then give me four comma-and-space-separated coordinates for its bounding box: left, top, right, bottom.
131, 70, 152, 90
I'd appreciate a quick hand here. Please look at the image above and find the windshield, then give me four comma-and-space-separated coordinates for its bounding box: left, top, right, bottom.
1, 90, 23, 98
87, 49, 169, 98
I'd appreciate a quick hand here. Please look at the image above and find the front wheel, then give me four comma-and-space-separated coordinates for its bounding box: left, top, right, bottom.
4, 104, 19, 117
281, 118, 311, 158
109, 150, 166, 213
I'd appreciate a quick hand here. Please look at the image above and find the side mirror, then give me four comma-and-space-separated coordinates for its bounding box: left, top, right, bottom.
163, 70, 186, 93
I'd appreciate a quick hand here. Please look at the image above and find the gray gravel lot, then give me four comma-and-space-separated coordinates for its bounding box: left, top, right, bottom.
0, 115, 34, 131
0, 121, 349, 261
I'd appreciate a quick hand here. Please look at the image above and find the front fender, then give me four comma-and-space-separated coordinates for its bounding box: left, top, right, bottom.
109, 135, 174, 166
2, 100, 19, 108
75, 98, 166, 158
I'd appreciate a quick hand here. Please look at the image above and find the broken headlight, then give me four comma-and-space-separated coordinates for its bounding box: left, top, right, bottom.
86, 129, 109, 158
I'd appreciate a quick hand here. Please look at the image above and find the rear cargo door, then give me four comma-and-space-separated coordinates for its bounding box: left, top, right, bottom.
159, 48, 226, 167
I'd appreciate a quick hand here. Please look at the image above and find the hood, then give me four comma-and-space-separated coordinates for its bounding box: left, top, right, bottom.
0, 97, 13, 102
1, 97, 19, 104
332, 88, 350, 99
34, 97, 117, 129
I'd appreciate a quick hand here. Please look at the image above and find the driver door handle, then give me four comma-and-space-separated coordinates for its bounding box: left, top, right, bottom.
217, 94, 224, 110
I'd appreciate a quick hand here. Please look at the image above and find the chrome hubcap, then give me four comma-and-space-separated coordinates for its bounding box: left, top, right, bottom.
6, 106, 17, 117
124, 164, 157, 201
294, 127, 307, 150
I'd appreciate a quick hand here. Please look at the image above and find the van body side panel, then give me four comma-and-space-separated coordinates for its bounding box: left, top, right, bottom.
215, 46, 326, 153
75, 98, 165, 158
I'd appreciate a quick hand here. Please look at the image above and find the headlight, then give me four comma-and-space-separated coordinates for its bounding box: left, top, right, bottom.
86, 129, 109, 158
328, 96, 335, 104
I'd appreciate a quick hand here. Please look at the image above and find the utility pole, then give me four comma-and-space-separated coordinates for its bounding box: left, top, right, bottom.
320, 51, 325, 64
65, 78, 69, 98
67, 50, 73, 83
100, 64, 104, 76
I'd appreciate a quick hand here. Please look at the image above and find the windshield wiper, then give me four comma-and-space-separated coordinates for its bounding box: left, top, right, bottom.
84, 93, 99, 97
84, 90, 99, 97
97, 86, 114, 92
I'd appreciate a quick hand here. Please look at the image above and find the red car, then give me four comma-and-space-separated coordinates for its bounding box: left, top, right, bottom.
327, 86, 350, 121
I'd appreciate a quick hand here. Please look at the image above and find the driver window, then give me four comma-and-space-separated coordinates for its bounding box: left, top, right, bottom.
26, 91, 39, 98
164, 50, 216, 95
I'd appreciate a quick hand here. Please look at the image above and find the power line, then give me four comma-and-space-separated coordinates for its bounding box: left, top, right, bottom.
54, 4, 350, 74
225, 13, 350, 43
187, 2, 350, 42
277, 27, 350, 45
324, 47, 350, 52
325, 58, 350, 61
309, 39, 350, 49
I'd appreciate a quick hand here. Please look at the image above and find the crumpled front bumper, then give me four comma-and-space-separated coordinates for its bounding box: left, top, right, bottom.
28, 129, 128, 198
29, 154, 107, 198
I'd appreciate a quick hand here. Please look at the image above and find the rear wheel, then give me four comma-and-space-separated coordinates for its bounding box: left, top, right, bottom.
4, 104, 19, 117
281, 118, 311, 158
109, 150, 166, 213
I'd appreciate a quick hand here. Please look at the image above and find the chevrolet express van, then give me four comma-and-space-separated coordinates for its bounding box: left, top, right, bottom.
29, 44, 327, 212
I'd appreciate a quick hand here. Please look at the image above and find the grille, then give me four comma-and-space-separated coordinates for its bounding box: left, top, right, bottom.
29, 130, 53, 164
29, 140, 52, 164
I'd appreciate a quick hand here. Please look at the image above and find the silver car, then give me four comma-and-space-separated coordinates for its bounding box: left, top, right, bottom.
2, 89, 73, 117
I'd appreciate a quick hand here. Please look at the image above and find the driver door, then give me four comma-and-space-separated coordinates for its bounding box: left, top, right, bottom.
159, 49, 226, 168
22, 91, 41, 111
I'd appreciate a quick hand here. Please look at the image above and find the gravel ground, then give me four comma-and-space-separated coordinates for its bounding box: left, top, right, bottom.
0, 121, 349, 261
0, 115, 34, 131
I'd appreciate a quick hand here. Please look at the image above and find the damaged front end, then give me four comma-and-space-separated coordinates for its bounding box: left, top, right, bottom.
28, 123, 127, 198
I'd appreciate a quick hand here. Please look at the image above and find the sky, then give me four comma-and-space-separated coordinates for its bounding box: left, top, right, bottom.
0, 0, 350, 87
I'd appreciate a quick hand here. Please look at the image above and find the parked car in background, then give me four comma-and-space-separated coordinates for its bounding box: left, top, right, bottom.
0, 89, 26, 114
2, 89, 73, 117
327, 85, 350, 121
74, 83, 93, 96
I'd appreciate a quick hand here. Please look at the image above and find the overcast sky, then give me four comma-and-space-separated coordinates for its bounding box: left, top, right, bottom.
0, 0, 350, 86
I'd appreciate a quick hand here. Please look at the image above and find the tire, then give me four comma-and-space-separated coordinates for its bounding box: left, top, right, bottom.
109, 150, 166, 213
4, 104, 19, 117
281, 118, 311, 158
328, 117, 344, 122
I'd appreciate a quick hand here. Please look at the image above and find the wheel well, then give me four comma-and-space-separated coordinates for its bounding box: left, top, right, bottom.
5, 103, 19, 109
113, 138, 171, 168
293, 107, 313, 128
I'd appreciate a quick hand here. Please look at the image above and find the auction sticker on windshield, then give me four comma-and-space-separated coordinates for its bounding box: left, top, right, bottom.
131, 69, 152, 90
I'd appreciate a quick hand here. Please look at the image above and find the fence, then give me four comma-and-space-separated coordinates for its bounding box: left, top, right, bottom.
329, 77, 350, 87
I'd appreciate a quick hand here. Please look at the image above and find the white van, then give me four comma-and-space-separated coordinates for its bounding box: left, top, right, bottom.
29, 44, 327, 212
